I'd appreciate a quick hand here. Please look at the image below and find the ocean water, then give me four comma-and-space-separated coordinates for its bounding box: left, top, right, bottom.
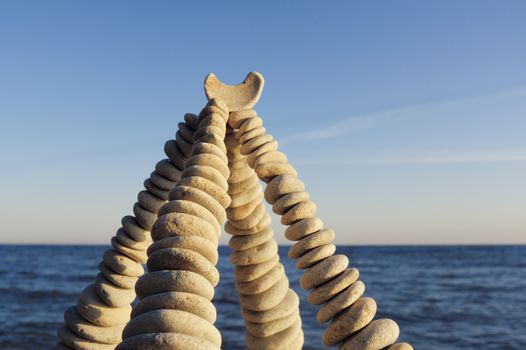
0, 245, 525, 350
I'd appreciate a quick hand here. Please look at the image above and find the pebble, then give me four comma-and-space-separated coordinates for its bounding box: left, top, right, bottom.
339, 319, 400, 350
116, 332, 220, 350
309, 267, 360, 305
241, 288, 299, 323
64, 306, 124, 344
135, 270, 214, 301
76, 284, 131, 327
317, 280, 365, 323
300, 254, 348, 289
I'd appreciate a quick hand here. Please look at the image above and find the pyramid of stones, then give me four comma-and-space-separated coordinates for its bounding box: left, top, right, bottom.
54, 72, 413, 350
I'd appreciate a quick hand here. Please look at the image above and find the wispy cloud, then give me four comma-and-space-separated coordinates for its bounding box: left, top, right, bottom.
295, 150, 526, 166
280, 84, 526, 145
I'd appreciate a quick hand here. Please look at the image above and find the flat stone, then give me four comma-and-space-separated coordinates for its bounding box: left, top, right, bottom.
123, 309, 221, 347
235, 255, 279, 282
111, 237, 147, 264
245, 317, 302, 350
253, 151, 288, 169
239, 275, 289, 311
230, 239, 278, 266
77, 284, 131, 327
182, 165, 228, 192
133, 202, 157, 231
95, 273, 136, 307
64, 306, 124, 344
317, 280, 365, 323
147, 248, 219, 286
102, 250, 144, 277
228, 202, 266, 230
288, 228, 335, 259
236, 263, 285, 295
272, 191, 310, 215
115, 228, 152, 251
169, 185, 225, 224
116, 333, 220, 350
135, 270, 214, 301
388, 343, 414, 350
185, 154, 229, 180
246, 140, 279, 168
99, 262, 137, 290
340, 319, 400, 350
57, 325, 115, 350
138, 190, 166, 213
285, 217, 324, 241
225, 213, 271, 236
281, 200, 317, 225
241, 134, 274, 155
177, 176, 231, 209
226, 196, 260, 221
191, 141, 228, 163
241, 288, 299, 323
296, 243, 336, 270
309, 267, 360, 305
228, 227, 273, 251
155, 159, 182, 182
122, 215, 150, 242
144, 178, 170, 201
246, 309, 300, 337
147, 235, 218, 265
158, 199, 220, 236
131, 291, 216, 323
151, 212, 218, 245
256, 162, 297, 184
323, 297, 377, 345
227, 174, 259, 195
300, 254, 348, 289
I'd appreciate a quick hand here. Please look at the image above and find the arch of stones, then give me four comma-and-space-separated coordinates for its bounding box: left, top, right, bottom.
54, 72, 413, 350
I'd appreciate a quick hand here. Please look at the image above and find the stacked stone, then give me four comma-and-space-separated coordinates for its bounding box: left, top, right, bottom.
224, 132, 304, 350
53, 114, 198, 350
117, 99, 230, 350
229, 109, 413, 350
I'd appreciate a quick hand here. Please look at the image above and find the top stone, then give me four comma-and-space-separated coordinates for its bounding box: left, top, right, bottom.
204, 72, 264, 112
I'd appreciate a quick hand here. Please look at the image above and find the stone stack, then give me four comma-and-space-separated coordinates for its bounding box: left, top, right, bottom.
53, 114, 198, 350
117, 99, 230, 350
224, 132, 304, 350
228, 106, 412, 350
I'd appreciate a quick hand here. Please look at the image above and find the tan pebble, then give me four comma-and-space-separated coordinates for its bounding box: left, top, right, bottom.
116, 332, 220, 350
184, 112, 199, 128
242, 288, 299, 323
238, 126, 266, 145
281, 200, 317, 225
150, 170, 176, 191
340, 319, 400, 350
228, 227, 273, 251
300, 254, 348, 289
57, 325, 115, 350
236, 263, 284, 295
228, 109, 258, 129
228, 164, 254, 182
111, 236, 147, 263
230, 239, 278, 266
64, 306, 124, 344
99, 262, 137, 289
77, 284, 131, 327
182, 165, 228, 192
272, 191, 310, 215
256, 162, 297, 183
123, 309, 221, 347
296, 243, 336, 270
309, 267, 360, 305
163, 140, 186, 170
177, 122, 195, 142
158, 199, 220, 236
264, 174, 305, 204
177, 176, 231, 209
245, 317, 302, 350
285, 217, 324, 241
317, 280, 366, 323
388, 342, 414, 350
229, 183, 261, 207
135, 270, 214, 301
169, 185, 226, 224
237, 116, 263, 135
288, 228, 335, 259
192, 141, 228, 163
246, 140, 279, 167
122, 215, 149, 242
137, 191, 166, 213
155, 159, 182, 182
147, 248, 219, 286
185, 153, 229, 180
228, 174, 259, 195
102, 250, 144, 277
225, 212, 271, 236
131, 291, 216, 323
144, 178, 170, 200
246, 309, 300, 337
147, 235, 218, 264
253, 151, 288, 169
239, 275, 289, 311
115, 227, 151, 251
226, 196, 260, 221
194, 133, 228, 154
133, 202, 157, 231
151, 212, 218, 245
228, 157, 248, 170
235, 255, 279, 282
176, 131, 193, 156
95, 273, 136, 307
228, 202, 266, 230
241, 134, 274, 155
323, 297, 377, 345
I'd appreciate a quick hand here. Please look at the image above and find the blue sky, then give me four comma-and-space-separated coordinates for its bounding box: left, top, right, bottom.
1, 1, 525, 244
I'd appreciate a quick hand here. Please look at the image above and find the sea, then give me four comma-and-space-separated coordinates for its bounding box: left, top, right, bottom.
0, 245, 525, 350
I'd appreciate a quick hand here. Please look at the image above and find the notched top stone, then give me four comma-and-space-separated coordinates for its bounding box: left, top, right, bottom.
204, 72, 264, 112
